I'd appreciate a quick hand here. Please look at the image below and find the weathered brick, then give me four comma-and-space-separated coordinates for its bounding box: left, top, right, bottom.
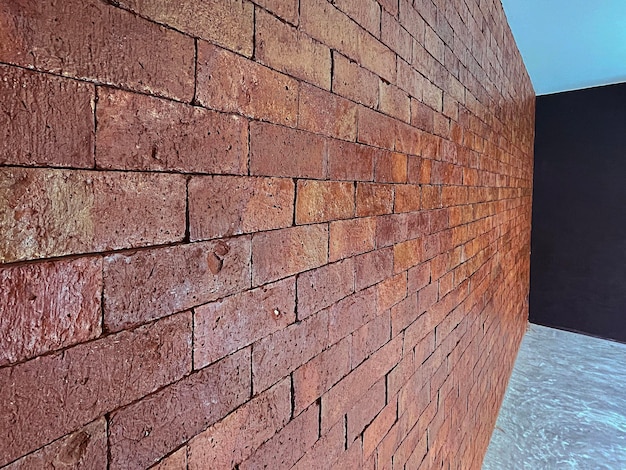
395, 120, 423, 156
363, 400, 397, 458
253, 310, 329, 392
0, 257, 101, 367
327, 140, 377, 181
194, 277, 296, 368
377, 272, 407, 311
250, 122, 326, 178
378, 0, 398, 16
103, 236, 251, 332
0, 313, 191, 466
355, 247, 394, 290
0, 0, 194, 101
149, 448, 187, 470
347, 380, 386, 443
328, 286, 378, 344
332, 53, 379, 108
394, 184, 421, 212
97, 89, 248, 174
358, 107, 396, 150
299, 83, 358, 140
357, 30, 397, 83
394, 237, 423, 273
408, 262, 431, 292
252, 225, 329, 286
376, 214, 409, 248
296, 180, 355, 224
118, 0, 254, 56
293, 420, 346, 470
109, 348, 250, 470
399, 0, 425, 41
254, 0, 299, 23
196, 42, 298, 126
0, 168, 185, 263
356, 183, 394, 217
239, 403, 319, 470
391, 292, 418, 335
256, 9, 331, 89
3, 418, 106, 470
0, 65, 94, 168
351, 310, 391, 367
422, 184, 442, 209
408, 156, 432, 184
329, 217, 376, 261
379, 82, 410, 123
297, 259, 355, 319
375, 151, 408, 183
189, 176, 294, 240
381, 10, 411, 61
293, 337, 351, 414
332, 438, 364, 469
187, 378, 291, 469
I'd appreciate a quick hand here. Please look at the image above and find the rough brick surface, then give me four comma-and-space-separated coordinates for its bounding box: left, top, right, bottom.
97, 89, 248, 174
295, 180, 355, 224
297, 259, 355, 319
0, 257, 102, 366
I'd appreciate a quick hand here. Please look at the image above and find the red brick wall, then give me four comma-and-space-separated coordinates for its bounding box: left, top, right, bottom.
0, 0, 534, 468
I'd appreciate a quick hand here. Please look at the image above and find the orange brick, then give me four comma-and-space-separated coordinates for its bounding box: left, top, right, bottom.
256, 9, 331, 89
299, 83, 358, 140
333, 53, 379, 108
356, 183, 394, 217
358, 107, 396, 150
329, 217, 376, 261
196, 42, 298, 126
379, 81, 410, 123
296, 180, 355, 224
363, 400, 397, 457
395, 121, 422, 156
394, 238, 423, 273
422, 184, 442, 209
375, 151, 408, 183
394, 184, 421, 213
377, 272, 408, 311
327, 140, 377, 181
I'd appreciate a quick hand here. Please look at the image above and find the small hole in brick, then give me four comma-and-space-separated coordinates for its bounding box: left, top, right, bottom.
207, 253, 223, 274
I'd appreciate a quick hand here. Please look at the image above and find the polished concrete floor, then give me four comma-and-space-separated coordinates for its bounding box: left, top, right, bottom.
483, 323, 626, 469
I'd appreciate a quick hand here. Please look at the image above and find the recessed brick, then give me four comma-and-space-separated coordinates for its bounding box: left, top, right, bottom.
103, 236, 251, 332
0, 65, 94, 168
298, 83, 358, 140
109, 348, 250, 470
0, 312, 191, 467
297, 259, 355, 319
193, 277, 296, 368
187, 378, 291, 469
0, 168, 186, 263
0, 0, 194, 101
196, 41, 298, 126
296, 180, 355, 224
252, 225, 329, 286
97, 89, 248, 174
256, 9, 331, 89
189, 176, 294, 241
250, 122, 326, 178
329, 217, 376, 261
0, 257, 102, 366
117, 0, 254, 56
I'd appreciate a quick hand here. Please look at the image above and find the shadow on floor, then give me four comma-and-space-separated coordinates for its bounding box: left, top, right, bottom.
482, 323, 626, 469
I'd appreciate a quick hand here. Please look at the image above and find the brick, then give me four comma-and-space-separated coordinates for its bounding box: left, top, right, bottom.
189, 176, 294, 240
149, 448, 187, 470
358, 107, 396, 150
376, 214, 408, 247
109, 348, 250, 470
406, 211, 430, 239
253, 310, 329, 392
187, 378, 290, 469
355, 247, 394, 290
374, 151, 408, 183
0, 313, 191, 466
293, 338, 351, 414
196, 42, 298, 126
329, 217, 376, 261
379, 82, 410, 123
0, 168, 185, 263
424, 25, 445, 63
321, 336, 402, 432
256, 9, 331, 89
408, 262, 431, 292
328, 286, 378, 344
347, 380, 386, 442
0, 257, 101, 367
423, 80, 443, 111
408, 156, 432, 184
381, 10, 411, 61
296, 180, 355, 224
395, 121, 423, 156
363, 401, 397, 458
351, 310, 391, 367
391, 292, 418, 335
357, 30, 397, 83
0, 65, 94, 168
332, 53, 379, 108
103, 237, 250, 332
327, 140, 377, 181
332, 438, 364, 470
0, 0, 194, 101
377, 273, 407, 311
422, 184, 442, 209
97, 89, 248, 174
293, 420, 345, 470
3, 418, 107, 470
194, 278, 296, 368
252, 225, 328, 286
297, 259, 355, 319
356, 183, 394, 217
397, 59, 425, 100
399, 0, 425, 41
239, 403, 319, 470
250, 122, 326, 178
298, 83, 358, 140
118, 0, 253, 56
394, 238, 423, 273
394, 184, 421, 212
378, 0, 398, 16
254, 0, 299, 23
